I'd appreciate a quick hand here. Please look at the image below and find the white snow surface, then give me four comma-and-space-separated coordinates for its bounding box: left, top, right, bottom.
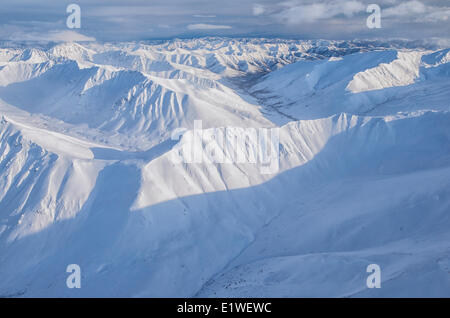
0, 38, 449, 297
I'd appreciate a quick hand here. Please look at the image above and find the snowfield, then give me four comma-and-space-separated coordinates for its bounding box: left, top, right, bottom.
0, 38, 449, 297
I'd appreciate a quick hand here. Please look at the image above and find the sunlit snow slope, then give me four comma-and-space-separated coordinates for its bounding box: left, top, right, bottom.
0, 38, 449, 297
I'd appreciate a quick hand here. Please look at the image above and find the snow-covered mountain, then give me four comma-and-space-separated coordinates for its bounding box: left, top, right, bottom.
0, 38, 449, 297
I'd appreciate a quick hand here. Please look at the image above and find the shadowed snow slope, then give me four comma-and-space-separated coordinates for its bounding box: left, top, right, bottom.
0, 38, 449, 297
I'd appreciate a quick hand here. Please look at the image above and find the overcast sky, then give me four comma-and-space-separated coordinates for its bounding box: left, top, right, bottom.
0, 0, 449, 42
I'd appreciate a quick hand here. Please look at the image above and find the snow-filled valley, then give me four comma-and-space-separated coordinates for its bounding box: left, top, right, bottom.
0, 38, 449, 297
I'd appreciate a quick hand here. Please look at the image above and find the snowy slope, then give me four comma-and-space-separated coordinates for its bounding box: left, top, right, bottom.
251, 48, 450, 123
0, 38, 449, 297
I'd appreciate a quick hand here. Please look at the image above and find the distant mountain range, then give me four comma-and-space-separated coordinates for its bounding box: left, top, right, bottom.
0, 38, 449, 297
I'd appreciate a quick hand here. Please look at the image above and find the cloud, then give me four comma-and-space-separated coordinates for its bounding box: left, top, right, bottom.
187, 24, 232, 30
383, 0, 450, 22
253, 4, 266, 16
0, 28, 95, 43
423, 10, 450, 22
45, 30, 96, 42
383, 0, 427, 17
193, 14, 217, 18
273, 1, 366, 24
87, 5, 192, 17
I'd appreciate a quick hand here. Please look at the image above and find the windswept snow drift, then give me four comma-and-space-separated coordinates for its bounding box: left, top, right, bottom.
0, 38, 449, 297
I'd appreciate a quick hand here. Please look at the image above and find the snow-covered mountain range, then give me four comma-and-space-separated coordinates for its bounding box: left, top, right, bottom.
0, 38, 449, 297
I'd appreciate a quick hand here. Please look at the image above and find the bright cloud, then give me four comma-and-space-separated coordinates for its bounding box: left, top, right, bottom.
271, 0, 366, 24
193, 14, 217, 18
383, 0, 450, 22
187, 24, 232, 30
0, 29, 96, 43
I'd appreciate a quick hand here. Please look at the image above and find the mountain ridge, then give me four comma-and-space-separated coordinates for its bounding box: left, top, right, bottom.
0, 38, 449, 297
